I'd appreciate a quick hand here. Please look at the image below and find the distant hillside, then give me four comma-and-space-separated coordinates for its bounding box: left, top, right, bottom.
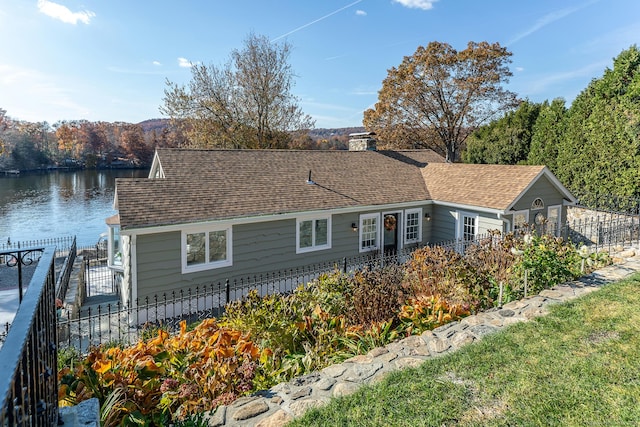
137, 119, 365, 144
307, 127, 365, 140
137, 118, 169, 133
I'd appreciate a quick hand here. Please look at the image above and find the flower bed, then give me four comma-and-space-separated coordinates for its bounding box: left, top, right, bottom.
58, 232, 610, 425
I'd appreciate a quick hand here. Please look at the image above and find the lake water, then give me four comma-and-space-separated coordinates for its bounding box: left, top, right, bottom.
0, 169, 148, 247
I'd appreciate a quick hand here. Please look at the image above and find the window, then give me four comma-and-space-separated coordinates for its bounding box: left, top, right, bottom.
359, 213, 380, 252
456, 211, 478, 252
182, 227, 232, 273
461, 215, 476, 240
531, 197, 545, 210
512, 210, 529, 233
108, 225, 122, 268
404, 208, 422, 244
296, 216, 331, 253
547, 205, 561, 236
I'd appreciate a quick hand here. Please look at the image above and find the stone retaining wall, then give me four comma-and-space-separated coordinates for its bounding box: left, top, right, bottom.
196, 247, 640, 427
567, 206, 639, 223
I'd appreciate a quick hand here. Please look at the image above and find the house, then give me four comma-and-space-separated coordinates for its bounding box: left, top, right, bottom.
106, 135, 577, 305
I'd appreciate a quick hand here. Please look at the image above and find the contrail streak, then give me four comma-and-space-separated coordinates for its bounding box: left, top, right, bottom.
272, 0, 364, 42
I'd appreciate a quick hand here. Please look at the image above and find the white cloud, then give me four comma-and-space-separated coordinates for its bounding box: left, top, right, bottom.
152, 61, 161, 66
356, 10, 367, 16
178, 57, 192, 68
520, 60, 609, 98
507, 3, 591, 46
392, 0, 437, 10
37, 0, 95, 25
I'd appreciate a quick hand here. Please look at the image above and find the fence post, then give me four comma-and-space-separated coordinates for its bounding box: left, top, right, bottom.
225, 279, 230, 305
343, 257, 347, 273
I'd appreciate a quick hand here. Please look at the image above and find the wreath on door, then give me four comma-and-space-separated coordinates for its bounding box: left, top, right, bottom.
384, 215, 397, 231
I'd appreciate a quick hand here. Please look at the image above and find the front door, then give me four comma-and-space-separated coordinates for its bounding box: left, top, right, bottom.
383, 213, 399, 254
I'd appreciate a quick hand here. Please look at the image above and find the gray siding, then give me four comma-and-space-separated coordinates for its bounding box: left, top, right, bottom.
134, 206, 431, 299
511, 175, 565, 212
430, 205, 458, 242
430, 204, 503, 243
508, 175, 568, 227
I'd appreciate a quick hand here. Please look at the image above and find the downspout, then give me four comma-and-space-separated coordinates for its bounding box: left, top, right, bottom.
498, 212, 511, 234
131, 234, 137, 311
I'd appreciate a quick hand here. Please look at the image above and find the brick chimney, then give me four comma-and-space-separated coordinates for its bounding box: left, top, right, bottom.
348, 132, 377, 151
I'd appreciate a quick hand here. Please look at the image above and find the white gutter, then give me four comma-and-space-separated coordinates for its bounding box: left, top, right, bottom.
119, 200, 434, 236
131, 235, 137, 309
431, 200, 504, 216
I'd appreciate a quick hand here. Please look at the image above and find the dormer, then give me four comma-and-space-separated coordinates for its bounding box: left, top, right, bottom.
148, 150, 165, 179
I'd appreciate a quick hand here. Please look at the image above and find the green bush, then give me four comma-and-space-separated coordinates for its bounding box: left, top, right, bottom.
510, 234, 582, 297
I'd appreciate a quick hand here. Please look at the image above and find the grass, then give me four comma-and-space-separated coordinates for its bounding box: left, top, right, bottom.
289, 273, 640, 427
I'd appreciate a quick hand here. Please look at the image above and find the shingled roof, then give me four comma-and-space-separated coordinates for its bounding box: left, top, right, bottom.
421, 163, 549, 211
115, 149, 573, 231
116, 149, 445, 230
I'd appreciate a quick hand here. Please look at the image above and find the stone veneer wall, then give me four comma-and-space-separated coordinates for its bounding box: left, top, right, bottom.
567, 206, 640, 224
348, 139, 376, 151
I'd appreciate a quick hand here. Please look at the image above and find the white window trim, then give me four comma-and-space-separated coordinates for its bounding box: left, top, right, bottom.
547, 204, 562, 235
531, 197, 545, 210
181, 226, 232, 274
296, 215, 332, 254
512, 209, 530, 232
107, 225, 123, 271
359, 213, 380, 253
149, 162, 164, 179
404, 208, 423, 245
455, 210, 479, 241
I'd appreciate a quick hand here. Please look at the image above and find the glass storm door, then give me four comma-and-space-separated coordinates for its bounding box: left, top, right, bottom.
383, 213, 399, 253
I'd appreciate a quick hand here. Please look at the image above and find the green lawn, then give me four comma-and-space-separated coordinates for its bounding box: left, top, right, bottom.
290, 274, 640, 427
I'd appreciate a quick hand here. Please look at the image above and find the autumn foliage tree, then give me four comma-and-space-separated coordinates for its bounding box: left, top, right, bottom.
161, 33, 314, 149
364, 41, 519, 161
120, 124, 152, 165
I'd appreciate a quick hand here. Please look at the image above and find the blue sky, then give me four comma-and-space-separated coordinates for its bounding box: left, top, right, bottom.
1, 0, 639, 129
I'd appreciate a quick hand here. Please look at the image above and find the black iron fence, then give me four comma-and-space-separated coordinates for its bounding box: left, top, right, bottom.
58, 214, 640, 353
84, 258, 119, 298
55, 237, 77, 303
563, 215, 639, 251
58, 247, 418, 352
574, 192, 640, 215
0, 236, 75, 259
0, 323, 9, 347
0, 246, 59, 426
1, 236, 78, 300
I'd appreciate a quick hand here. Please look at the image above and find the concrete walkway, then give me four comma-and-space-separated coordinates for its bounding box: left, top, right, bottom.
202, 248, 640, 427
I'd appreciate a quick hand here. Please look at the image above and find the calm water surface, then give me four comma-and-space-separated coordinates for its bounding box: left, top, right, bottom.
0, 169, 148, 247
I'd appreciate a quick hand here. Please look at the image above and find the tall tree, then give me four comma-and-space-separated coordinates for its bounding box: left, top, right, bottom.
556, 46, 640, 198
120, 124, 151, 165
527, 98, 567, 170
463, 100, 541, 164
55, 121, 80, 157
0, 109, 10, 156
161, 33, 314, 149
364, 41, 519, 161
